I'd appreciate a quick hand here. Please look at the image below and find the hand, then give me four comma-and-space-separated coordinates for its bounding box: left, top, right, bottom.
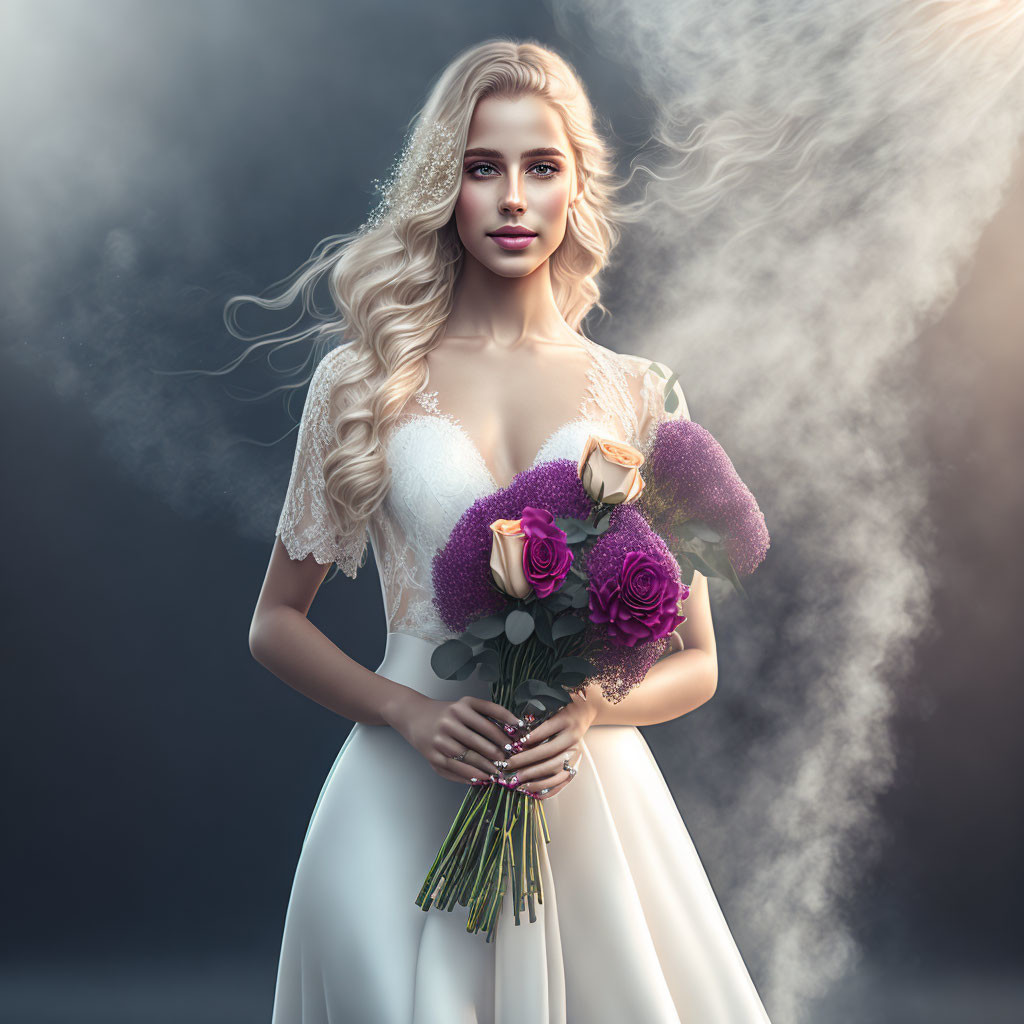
502, 691, 599, 799
389, 692, 523, 786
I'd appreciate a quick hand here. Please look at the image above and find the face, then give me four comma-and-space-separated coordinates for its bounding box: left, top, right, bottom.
454, 93, 579, 277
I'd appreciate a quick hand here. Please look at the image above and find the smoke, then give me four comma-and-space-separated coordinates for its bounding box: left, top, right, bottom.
2, 2, 1023, 1019
547, 0, 1024, 1019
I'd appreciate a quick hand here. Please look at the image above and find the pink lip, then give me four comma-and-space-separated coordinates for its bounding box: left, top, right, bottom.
489, 233, 537, 251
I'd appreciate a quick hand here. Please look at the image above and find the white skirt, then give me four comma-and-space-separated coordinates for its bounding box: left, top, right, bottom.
271, 631, 773, 1024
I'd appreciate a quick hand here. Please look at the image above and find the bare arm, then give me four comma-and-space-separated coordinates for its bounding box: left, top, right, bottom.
584, 568, 718, 727
248, 537, 420, 728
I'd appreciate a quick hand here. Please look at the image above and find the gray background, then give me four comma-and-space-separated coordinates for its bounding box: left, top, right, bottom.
2, 1, 1022, 1022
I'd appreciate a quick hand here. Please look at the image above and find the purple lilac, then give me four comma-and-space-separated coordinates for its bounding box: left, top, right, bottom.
638, 419, 770, 576
432, 460, 591, 635
580, 503, 687, 703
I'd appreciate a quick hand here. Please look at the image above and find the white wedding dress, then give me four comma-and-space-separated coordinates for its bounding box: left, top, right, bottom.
270, 338, 773, 1023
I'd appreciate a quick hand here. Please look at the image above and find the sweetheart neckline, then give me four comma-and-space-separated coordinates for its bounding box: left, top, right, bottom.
388, 412, 613, 492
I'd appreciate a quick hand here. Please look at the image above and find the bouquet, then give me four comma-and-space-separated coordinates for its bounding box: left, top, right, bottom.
414, 407, 770, 942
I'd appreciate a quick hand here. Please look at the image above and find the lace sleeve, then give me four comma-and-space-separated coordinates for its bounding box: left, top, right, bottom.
636, 356, 690, 454
274, 345, 368, 578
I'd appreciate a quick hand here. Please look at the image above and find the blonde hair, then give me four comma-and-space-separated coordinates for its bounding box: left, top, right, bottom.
226, 38, 626, 559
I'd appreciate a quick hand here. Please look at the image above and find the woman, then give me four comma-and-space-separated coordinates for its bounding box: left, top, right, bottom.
245, 38, 773, 1024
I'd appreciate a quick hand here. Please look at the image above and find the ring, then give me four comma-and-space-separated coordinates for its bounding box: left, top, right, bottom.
451, 749, 469, 762
563, 755, 580, 779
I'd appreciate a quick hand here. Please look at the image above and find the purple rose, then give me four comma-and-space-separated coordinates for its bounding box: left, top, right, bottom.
519, 506, 574, 599
589, 550, 687, 647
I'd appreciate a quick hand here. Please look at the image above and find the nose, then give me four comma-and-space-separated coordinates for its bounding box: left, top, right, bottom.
500, 174, 526, 215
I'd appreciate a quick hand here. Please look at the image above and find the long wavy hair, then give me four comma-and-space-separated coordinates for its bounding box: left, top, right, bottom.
225, 38, 628, 557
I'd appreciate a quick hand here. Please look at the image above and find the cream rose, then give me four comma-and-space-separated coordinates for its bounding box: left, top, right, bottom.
576, 435, 646, 505
489, 518, 532, 598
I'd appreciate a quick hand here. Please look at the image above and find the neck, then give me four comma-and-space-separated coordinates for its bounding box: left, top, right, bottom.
444, 251, 574, 352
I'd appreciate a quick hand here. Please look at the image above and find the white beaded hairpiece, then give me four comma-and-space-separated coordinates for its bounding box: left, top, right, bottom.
360, 118, 462, 232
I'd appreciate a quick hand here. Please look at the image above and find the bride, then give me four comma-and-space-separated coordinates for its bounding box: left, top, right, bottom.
245, 38, 774, 1024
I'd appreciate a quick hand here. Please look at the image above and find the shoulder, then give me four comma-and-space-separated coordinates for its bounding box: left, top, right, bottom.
310, 341, 360, 389
610, 349, 690, 425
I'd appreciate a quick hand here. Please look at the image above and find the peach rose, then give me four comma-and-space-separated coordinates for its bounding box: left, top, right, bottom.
576, 435, 646, 505
489, 518, 532, 598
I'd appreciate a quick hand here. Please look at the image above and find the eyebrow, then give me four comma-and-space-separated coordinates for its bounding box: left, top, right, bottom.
462, 147, 567, 161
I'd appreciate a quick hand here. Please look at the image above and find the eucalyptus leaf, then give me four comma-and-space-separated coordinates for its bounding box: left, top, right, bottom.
533, 611, 555, 650
553, 655, 598, 676
430, 638, 475, 680
505, 608, 536, 644
554, 670, 588, 687
679, 519, 722, 544
683, 548, 720, 579
545, 592, 573, 612
473, 646, 500, 684
551, 614, 585, 640
454, 659, 477, 681
465, 614, 507, 640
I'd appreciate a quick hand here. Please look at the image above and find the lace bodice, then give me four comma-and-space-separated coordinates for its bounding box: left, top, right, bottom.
274, 337, 690, 644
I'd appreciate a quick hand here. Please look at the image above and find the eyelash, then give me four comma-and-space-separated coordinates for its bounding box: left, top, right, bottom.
465, 161, 560, 179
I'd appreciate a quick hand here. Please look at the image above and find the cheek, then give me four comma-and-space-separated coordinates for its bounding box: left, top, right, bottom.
454, 184, 489, 225
535, 183, 572, 224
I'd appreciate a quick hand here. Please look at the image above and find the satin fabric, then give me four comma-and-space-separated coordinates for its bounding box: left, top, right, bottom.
271, 631, 773, 1023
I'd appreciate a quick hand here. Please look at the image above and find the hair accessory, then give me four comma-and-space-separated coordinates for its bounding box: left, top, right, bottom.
360, 118, 461, 231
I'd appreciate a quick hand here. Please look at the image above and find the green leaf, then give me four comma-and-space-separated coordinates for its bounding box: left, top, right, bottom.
533, 611, 555, 650
555, 518, 589, 543
505, 608, 535, 644
554, 671, 588, 686
513, 677, 573, 714
552, 655, 598, 676
679, 519, 721, 544
465, 614, 507, 640
473, 646, 500, 683
430, 638, 475, 680
545, 591, 573, 612
551, 614, 585, 640
454, 659, 477, 681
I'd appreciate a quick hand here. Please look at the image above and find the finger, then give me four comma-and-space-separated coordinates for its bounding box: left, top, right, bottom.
535, 777, 572, 799
433, 751, 496, 786
517, 706, 568, 748
504, 727, 569, 773
446, 720, 510, 765
515, 746, 580, 786
466, 697, 521, 730
456, 704, 520, 754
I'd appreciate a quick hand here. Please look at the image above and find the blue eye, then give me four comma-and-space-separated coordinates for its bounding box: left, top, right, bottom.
466, 162, 560, 178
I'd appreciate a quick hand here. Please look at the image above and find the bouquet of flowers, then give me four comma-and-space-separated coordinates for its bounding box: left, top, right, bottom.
414, 407, 770, 942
